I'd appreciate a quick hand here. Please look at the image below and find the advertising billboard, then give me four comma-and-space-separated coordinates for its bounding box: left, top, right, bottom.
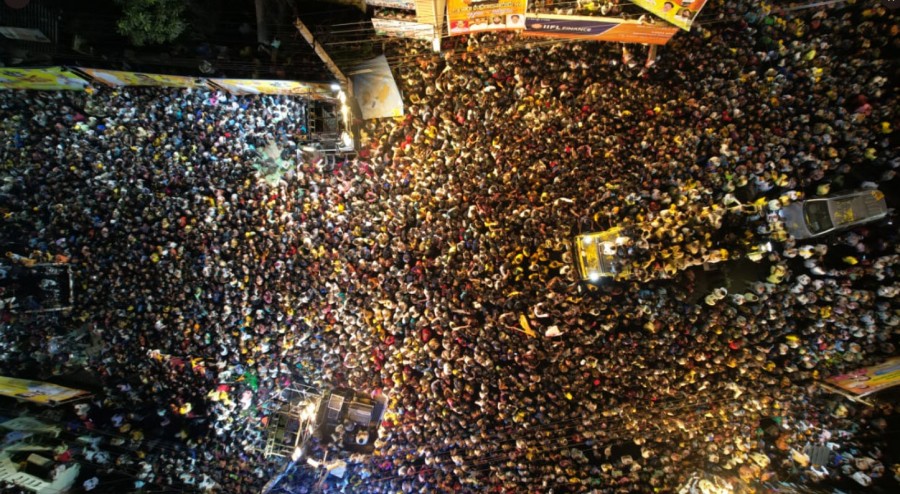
208, 79, 336, 99
349, 55, 404, 120
447, 0, 527, 36
523, 14, 678, 44
0, 376, 90, 405
367, 0, 415, 8
0, 67, 88, 91
824, 357, 900, 397
77, 68, 205, 88
372, 17, 435, 40
629, 0, 708, 31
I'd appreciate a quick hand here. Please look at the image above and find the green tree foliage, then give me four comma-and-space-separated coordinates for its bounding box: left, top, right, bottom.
115, 0, 188, 46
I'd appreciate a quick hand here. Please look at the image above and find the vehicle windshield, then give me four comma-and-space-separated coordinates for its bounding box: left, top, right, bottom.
803, 201, 834, 234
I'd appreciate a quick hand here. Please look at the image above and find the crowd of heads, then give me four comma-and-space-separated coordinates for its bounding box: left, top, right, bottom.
1, 0, 898, 492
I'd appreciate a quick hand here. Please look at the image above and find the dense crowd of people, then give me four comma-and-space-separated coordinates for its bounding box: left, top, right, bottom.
1, 0, 898, 493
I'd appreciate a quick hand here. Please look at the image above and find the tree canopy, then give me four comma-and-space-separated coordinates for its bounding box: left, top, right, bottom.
115, 0, 188, 46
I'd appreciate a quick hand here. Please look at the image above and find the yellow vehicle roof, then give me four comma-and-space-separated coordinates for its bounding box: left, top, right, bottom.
573, 227, 633, 281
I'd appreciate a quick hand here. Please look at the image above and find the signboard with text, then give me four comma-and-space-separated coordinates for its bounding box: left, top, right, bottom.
208, 79, 336, 99
0, 376, 89, 405
523, 14, 678, 44
825, 357, 900, 397
447, 0, 527, 35
367, 0, 415, 8
78, 68, 205, 88
0, 67, 87, 90
372, 17, 434, 40
629, 0, 707, 31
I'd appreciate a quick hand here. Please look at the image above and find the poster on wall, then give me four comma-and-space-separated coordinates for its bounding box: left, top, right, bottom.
523, 14, 678, 44
447, 0, 527, 36
629, 0, 707, 31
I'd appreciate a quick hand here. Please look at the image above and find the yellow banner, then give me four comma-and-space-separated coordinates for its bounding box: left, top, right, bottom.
209, 79, 336, 99
78, 68, 205, 88
0, 376, 89, 405
825, 357, 900, 397
447, 0, 527, 36
629, 0, 708, 31
0, 67, 88, 90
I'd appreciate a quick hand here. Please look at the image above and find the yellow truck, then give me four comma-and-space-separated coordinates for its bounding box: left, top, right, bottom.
572, 226, 634, 282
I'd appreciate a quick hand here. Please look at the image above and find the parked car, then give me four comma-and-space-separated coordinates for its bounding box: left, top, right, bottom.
780, 189, 888, 240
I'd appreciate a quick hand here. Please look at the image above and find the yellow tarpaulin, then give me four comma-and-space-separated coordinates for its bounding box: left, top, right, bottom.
78, 68, 205, 88
208, 78, 335, 99
0, 67, 88, 90
0, 376, 90, 405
